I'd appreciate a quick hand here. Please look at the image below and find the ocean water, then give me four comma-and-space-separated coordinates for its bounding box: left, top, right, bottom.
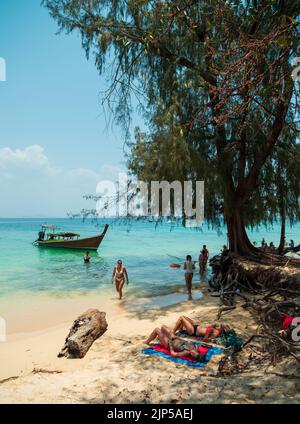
0, 218, 299, 301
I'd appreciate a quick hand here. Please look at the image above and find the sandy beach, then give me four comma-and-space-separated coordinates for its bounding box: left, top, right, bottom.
1, 287, 300, 404
1, 0, 300, 410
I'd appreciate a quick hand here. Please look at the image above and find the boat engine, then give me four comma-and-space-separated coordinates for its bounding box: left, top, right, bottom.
38, 231, 45, 241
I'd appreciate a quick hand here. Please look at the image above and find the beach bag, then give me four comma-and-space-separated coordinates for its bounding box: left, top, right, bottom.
217, 329, 244, 351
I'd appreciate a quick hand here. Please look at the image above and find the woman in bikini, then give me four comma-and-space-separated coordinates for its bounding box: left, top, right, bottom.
183, 255, 196, 295
173, 316, 229, 341
112, 259, 129, 300
146, 325, 207, 361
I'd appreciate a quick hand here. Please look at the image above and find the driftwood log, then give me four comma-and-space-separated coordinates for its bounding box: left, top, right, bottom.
58, 309, 108, 358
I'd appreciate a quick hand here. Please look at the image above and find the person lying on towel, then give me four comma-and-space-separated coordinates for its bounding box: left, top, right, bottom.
173, 316, 230, 341
146, 325, 208, 362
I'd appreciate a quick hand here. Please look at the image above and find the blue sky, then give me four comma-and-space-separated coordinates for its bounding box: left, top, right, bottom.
0, 0, 144, 217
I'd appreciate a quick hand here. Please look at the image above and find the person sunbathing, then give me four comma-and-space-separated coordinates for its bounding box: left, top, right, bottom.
173, 316, 230, 341
145, 325, 207, 362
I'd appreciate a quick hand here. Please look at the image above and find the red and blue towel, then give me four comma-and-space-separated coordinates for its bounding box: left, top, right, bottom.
142, 342, 223, 368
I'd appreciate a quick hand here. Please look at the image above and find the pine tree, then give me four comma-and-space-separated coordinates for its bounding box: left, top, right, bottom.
43, 0, 300, 255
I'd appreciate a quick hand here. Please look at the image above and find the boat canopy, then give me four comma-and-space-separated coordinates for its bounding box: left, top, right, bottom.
54, 232, 80, 237
41, 225, 59, 230
56, 233, 80, 237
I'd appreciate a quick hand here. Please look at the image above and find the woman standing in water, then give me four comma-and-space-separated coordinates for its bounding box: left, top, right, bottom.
199, 245, 209, 276
184, 255, 195, 295
112, 259, 129, 300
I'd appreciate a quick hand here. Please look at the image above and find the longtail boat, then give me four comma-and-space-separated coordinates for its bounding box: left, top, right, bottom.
33, 224, 109, 250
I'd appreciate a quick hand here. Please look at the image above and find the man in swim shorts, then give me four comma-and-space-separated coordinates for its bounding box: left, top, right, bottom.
84, 251, 91, 263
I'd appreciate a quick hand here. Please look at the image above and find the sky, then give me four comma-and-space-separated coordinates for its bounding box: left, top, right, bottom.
0, 0, 144, 217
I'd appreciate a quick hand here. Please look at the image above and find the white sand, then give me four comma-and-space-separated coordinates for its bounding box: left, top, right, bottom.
0, 288, 300, 404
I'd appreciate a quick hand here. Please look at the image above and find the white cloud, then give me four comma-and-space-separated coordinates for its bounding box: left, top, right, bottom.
68, 167, 100, 180
100, 164, 124, 180
0, 145, 125, 217
0, 145, 59, 179
0, 144, 49, 168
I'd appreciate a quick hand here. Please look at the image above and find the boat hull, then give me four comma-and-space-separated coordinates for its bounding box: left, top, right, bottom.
35, 225, 109, 250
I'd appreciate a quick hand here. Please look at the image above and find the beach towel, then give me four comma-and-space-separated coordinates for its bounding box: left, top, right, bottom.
282, 314, 295, 330
142, 343, 224, 368
178, 329, 243, 350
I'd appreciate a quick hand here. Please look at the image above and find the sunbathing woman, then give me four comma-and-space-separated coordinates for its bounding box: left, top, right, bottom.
146, 325, 207, 361
173, 316, 229, 341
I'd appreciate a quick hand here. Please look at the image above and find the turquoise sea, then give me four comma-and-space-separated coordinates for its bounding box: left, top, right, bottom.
0, 218, 299, 301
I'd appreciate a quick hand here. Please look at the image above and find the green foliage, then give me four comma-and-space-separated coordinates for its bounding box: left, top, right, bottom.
43, 0, 300, 242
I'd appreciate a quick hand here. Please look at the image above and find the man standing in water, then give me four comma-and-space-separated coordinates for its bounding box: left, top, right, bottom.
84, 251, 91, 263
112, 259, 129, 300
199, 245, 209, 276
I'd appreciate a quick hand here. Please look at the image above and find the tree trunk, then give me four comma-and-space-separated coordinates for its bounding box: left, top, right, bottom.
278, 202, 286, 254
58, 309, 108, 358
227, 206, 257, 256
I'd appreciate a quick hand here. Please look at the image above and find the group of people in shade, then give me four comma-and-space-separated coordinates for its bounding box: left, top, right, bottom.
255, 238, 295, 252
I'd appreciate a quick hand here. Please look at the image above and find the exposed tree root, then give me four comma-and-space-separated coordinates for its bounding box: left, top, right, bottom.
282, 244, 300, 255
266, 371, 300, 379
209, 253, 300, 368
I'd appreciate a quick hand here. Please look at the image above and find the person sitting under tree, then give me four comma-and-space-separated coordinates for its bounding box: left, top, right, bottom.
269, 242, 276, 251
